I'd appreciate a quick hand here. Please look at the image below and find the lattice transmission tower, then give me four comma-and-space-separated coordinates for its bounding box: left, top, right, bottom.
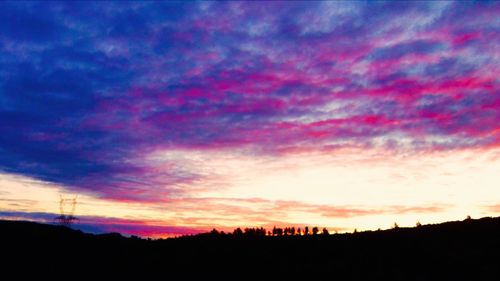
55, 195, 78, 227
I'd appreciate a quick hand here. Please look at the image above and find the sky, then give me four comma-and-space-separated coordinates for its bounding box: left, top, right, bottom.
0, 1, 499, 238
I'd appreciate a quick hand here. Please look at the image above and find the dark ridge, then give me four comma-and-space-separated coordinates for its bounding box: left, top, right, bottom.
2, 217, 500, 279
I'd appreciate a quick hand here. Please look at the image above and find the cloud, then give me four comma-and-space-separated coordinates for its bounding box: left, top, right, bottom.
0, 211, 205, 237
0, 3, 64, 43
484, 204, 500, 214
269, 200, 449, 219
368, 40, 446, 61
0, 1, 498, 202
0, 198, 450, 236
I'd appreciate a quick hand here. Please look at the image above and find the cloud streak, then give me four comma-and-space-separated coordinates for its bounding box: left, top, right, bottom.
0, 211, 204, 237
0, 198, 449, 237
0, 1, 498, 203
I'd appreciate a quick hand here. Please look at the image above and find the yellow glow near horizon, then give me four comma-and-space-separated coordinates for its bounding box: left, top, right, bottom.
1, 147, 499, 235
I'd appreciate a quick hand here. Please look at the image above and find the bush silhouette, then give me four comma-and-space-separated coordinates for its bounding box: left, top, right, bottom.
312, 226, 319, 235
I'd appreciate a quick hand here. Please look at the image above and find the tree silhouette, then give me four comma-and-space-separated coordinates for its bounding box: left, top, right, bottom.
312, 227, 319, 235
276, 227, 283, 236
233, 227, 243, 236
226, 225, 331, 236
242, 227, 267, 237
259, 227, 266, 236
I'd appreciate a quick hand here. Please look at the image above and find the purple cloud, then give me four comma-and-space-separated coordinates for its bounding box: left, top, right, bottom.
0, 1, 498, 202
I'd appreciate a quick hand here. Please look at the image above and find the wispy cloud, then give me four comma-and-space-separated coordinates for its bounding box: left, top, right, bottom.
0, 211, 206, 237
0, 198, 449, 237
0, 1, 498, 204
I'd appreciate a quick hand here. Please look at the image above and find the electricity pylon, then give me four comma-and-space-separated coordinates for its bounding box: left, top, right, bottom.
55, 195, 78, 227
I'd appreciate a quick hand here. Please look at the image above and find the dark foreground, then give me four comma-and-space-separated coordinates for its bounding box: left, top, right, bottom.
1, 217, 500, 279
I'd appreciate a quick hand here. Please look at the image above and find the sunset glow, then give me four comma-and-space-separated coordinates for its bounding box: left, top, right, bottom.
0, 1, 499, 237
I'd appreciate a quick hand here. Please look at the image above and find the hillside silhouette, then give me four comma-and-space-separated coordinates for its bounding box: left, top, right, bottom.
2, 217, 500, 279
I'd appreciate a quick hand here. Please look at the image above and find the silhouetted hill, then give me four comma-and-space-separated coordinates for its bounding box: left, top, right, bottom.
2, 217, 500, 279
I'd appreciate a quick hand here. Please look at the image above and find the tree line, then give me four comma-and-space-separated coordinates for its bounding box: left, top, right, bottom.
205, 226, 331, 237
